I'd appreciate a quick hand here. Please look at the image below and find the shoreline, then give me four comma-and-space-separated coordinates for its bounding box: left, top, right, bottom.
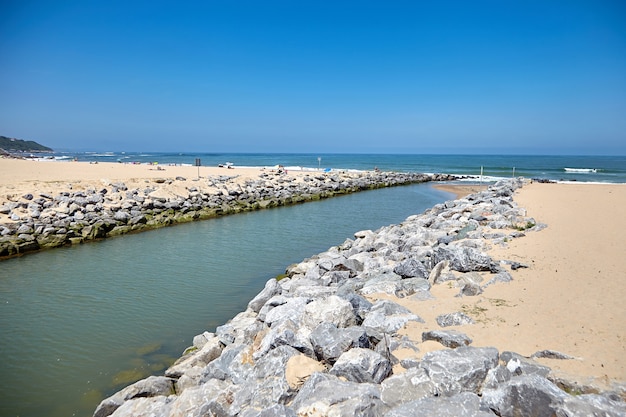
396, 182, 626, 389
93, 179, 625, 416
0, 158, 455, 260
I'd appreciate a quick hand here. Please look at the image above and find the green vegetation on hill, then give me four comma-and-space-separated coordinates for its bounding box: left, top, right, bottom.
0, 136, 53, 152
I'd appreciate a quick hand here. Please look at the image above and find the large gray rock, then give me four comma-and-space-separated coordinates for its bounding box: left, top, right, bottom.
433, 245, 494, 272
239, 404, 297, 417
339, 292, 373, 322
291, 284, 338, 299
168, 379, 232, 417
481, 374, 572, 417
247, 279, 282, 313
113, 210, 131, 223
420, 346, 499, 396
398, 277, 430, 295
290, 372, 387, 417
216, 310, 263, 346
310, 323, 370, 363
384, 392, 495, 417
201, 344, 252, 383
260, 296, 310, 327
380, 367, 436, 407
393, 257, 429, 279
330, 348, 392, 384
301, 295, 357, 330
562, 393, 626, 417
361, 276, 430, 298
422, 329, 473, 348
483, 365, 513, 389
253, 345, 300, 380
93, 376, 175, 417
108, 396, 172, 417
165, 336, 223, 378
362, 300, 424, 341
254, 318, 314, 359
225, 347, 299, 412
333, 258, 364, 277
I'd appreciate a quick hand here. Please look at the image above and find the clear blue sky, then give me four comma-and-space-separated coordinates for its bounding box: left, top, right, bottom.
1, 1, 625, 154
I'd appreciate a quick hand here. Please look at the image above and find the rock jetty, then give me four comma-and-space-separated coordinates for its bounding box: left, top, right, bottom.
0, 170, 454, 259
94, 179, 626, 417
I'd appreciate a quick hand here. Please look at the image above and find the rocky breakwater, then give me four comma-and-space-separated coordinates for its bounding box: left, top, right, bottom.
94, 179, 625, 417
0, 170, 449, 259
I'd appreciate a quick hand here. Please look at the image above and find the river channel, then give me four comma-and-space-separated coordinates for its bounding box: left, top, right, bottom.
0, 183, 452, 417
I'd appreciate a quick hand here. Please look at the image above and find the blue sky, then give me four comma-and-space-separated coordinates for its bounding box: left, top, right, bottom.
1, 1, 625, 154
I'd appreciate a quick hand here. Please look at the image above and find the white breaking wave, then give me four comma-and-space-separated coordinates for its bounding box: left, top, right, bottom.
564, 167, 597, 173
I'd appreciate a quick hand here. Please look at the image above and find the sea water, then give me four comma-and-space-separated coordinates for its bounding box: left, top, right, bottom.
0, 182, 452, 417
32, 152, 626, 183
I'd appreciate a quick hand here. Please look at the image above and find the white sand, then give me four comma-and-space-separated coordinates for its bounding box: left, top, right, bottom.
377, 182, 626, 390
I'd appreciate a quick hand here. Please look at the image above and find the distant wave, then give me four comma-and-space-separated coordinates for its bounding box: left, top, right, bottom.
564, 167, 598, 173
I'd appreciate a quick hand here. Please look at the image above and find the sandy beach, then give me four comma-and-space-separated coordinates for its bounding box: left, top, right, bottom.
0, 158, 310, 223
1, 158, 273, 197
2, 158, 624, 390
432, 183, 488, 199
391, 182, 626, 390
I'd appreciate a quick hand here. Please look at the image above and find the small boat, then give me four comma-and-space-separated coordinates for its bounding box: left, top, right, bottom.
564, 168, 597, 173
218, 162, 234, 169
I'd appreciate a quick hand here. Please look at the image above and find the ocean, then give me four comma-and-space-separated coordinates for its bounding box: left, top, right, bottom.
31, 152, 626, 183
0, 153, 624, 417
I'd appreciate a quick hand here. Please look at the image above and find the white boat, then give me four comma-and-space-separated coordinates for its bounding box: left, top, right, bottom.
564, 167, 597, 173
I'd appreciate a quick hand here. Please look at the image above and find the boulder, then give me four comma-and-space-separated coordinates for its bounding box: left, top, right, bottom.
301, 295, 357, 330
253, 344, 301, 380
168, 379, 231, 417
362, 300, 424, 341
419, 346, 499, 396
422, 329, 473, 348
165, 337, 223, 379
562, 393, 626, 417
309, 323, 370, 363
216, 310, 263, 346
393, 258, 429, 279
330, 348, 392, 384
433, 245, 494, 272
380, 367, 436, 407
254, 319, 314, 359
93, 376, 175, 417
113, 210, 131, 223
290, 372, 387, 416
385, 392, 494, 417
240, 405, 297, 417
481, 374, 572, 417
105, 396, 172, 417
247, 278, 281, 313
201, 344, 252, 383
260, 296, 310, 328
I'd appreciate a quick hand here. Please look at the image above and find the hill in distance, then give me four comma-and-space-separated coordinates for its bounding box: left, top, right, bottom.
0, 136, 53, 153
